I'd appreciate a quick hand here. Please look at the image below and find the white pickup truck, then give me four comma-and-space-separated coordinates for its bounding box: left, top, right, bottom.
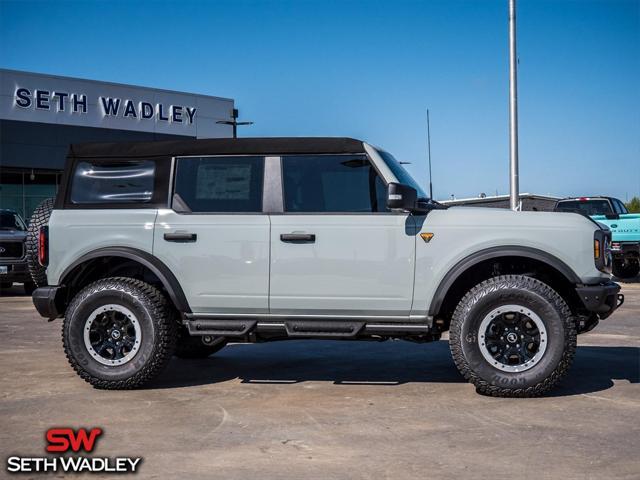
29, 137, 623, 397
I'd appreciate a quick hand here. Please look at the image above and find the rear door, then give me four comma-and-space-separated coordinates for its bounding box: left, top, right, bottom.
153, 155, 270, 314
269, 154, 416, 317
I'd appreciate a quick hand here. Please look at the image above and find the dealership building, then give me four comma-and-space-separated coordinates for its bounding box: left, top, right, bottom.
442, 193, 560, 211
0, 69, 235, 219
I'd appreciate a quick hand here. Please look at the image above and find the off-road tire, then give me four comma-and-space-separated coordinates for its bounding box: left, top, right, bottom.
449, 275, 577, 398
174, 327, 228, 359
612, 259, 640, 279
26, 198, 54, 287
63, 277, 177, 389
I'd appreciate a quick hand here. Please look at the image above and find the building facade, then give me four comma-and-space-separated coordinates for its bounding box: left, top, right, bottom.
442, 193, 560, 211
0, 69, 234, 219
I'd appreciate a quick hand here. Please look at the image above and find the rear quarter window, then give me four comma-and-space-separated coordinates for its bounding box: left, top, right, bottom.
70, 160, 155, 204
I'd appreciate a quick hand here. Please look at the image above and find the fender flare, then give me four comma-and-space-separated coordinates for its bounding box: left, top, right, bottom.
427, 245, 582, 316
59, 246, 191, 313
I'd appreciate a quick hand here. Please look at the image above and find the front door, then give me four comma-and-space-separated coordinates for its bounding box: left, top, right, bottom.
153, 155, 270, 314
269, 154, 416, 317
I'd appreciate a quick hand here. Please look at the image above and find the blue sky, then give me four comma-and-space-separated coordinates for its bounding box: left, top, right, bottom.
1, 0, 638, 201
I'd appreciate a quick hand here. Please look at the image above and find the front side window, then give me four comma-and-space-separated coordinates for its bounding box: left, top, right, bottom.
70, 161, 155, 204
282, 155, 387, 213
174, 156, 264, 213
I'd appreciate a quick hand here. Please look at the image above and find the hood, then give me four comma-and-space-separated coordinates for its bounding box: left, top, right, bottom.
443, 206, 597, 230
591, 213, 640, 242
0, 230, 27, 241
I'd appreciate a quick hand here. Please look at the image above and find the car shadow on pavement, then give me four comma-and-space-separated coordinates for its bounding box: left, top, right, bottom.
613, 273, 639, 283
0, 285, 30, 296
151, 340, 639, 396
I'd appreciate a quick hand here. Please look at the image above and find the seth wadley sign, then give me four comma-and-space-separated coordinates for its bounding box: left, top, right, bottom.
14, 87, 197, 124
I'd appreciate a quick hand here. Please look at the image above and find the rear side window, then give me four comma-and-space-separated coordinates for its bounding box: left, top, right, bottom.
174, 156, 264, 213
613, 199, 628, 214
70, 161, 155, 204
555, 200, 612, 215
282, 154, 387, 213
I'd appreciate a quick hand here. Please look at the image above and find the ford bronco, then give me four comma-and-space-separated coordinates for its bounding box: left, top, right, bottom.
30, 138, 623, 397
555, 197, 640, 279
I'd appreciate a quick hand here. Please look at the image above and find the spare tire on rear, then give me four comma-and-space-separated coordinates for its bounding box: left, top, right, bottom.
26, 198, 54, 287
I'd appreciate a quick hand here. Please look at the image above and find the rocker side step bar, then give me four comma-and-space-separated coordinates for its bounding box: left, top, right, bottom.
285, 321, 364, 337
186, 319, 258, 336
185, 318, 430, 338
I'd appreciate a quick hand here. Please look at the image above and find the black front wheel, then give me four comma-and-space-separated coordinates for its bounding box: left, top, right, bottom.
63, 277, 177, 389
449, 275, 576, 397
612, 259, 640, 279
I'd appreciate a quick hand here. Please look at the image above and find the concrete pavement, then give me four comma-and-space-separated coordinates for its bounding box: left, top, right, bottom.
1, 282, 638, 479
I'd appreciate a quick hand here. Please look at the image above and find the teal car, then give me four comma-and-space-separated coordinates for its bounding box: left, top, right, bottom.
555, 197, 640, 278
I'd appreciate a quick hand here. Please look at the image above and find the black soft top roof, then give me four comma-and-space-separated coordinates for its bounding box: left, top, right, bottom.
69, 137, 366, 159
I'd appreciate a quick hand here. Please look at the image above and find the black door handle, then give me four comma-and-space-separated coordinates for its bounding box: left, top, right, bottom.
164, 232, 197, 243
280, 233, 316, 243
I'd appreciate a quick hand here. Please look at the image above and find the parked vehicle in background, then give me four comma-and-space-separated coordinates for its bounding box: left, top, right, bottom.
555, 197, 640, 279
30, 138, 623, 397
0, 209, 36, 294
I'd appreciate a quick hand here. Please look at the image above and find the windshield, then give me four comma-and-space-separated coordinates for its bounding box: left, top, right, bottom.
375, 149, 428, 199
0, 211, 26, 231
555, 200, 612, 216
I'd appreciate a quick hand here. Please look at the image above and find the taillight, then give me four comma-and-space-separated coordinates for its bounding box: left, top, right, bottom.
38, 226, 48, 267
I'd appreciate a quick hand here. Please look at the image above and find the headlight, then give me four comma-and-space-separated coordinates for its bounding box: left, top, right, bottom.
594, 229, 612, 273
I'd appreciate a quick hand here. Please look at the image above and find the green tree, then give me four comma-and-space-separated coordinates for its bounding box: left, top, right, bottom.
625, 196, 640, 213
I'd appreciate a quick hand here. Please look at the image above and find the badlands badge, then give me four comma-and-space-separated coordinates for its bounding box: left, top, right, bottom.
6, 427, 142, 474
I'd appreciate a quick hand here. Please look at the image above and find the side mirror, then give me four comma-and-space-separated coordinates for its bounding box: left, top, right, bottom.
387, 183, 417, 211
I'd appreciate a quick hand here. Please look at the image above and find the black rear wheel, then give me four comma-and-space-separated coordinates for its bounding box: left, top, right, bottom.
449, 275, 576, 397
63, 277, 177, 389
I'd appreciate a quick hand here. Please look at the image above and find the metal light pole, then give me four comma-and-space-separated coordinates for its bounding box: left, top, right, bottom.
427, 109, 433, 199
508, 0, 520, 211
217, 108, 254, 138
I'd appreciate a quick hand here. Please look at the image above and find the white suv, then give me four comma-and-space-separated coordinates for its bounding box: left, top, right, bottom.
30, 137, 623, 396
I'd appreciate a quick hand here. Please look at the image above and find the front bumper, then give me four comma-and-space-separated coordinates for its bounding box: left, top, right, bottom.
610, 241, 640, 259
575, 281, 624, 319
32, 286, 66, 320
